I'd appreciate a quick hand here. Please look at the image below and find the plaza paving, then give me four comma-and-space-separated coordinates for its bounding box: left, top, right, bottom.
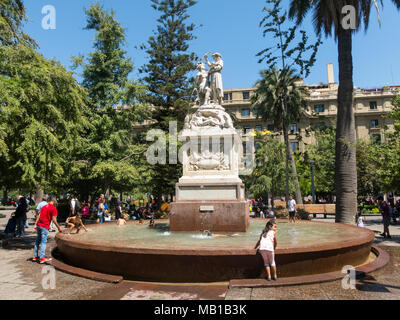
1, 209, 400, 300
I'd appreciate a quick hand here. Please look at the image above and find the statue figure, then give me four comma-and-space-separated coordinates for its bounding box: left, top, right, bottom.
204, 52, 224, 105
195, 62, 211, 106
183, 51, 233, 131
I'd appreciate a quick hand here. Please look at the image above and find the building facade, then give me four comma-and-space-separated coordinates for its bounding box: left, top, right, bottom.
223, 64, 399, 153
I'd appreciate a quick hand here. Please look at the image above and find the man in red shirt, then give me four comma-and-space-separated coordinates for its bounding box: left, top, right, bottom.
33, 196, 63, 264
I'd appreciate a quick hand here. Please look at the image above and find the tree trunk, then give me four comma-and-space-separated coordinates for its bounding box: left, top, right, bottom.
290, 149, 303, 204
105, 178, 110, 202
335, 28, 357, 224
35, 186, 44, 205
2, 189, 8, 205
282, 122, 290, 205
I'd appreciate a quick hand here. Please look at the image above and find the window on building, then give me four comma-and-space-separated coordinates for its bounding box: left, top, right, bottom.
267, 124, 274, 131
255, 142, 261, 152
242, 142, 247, 155
242, 91, 250, 101
252, 108, 259, 116
223, 93, 232, 102
255, 125, 262, 132
243, 126, 251, 134
290, 142, 298, 152
314, 104, 325, 113
316, 122, 326, 130
369, 101, 377, 110
370, 119, 379, 128
241, 109, 250, 117
290, 123, 297, 133
371, 134, 381, 144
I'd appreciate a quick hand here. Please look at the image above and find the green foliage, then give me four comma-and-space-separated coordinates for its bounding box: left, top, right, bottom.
257, 0, 321, 77
377, 94, 400, 193
68, 3, 150, 199
139, 0, 197, 203
79, 2, 134, 110
0, 0, 36, 47
246, 135, 297, 199
252, 68, 308, 129
303, 126, 336, 195
139, 0, 197, 131
251, 67, 307, 203
356, 139, 381, 196
0, 44, 88, 192
358, 204, 380, 214
289, 0, 400, 39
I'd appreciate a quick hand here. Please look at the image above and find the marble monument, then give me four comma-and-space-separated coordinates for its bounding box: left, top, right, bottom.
170, 52, 250, 232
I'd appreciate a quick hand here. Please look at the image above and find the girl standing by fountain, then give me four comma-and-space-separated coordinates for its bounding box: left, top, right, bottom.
254, 220, 278, 281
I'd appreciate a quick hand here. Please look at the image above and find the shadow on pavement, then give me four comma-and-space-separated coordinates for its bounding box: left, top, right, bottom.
1, 233, 37, 250
356, 280, 400, 293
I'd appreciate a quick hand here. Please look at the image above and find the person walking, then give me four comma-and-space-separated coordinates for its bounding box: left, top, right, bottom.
97, 199, 105, 224
35, 196, 57, 232
115, 201, 123, 221
287, 195, 297, 224
35, 197, 48, 219
377, 196, 391, 239
15, 196, 28, 237
69, 197, 76, 217
33, 196, 63, 264
81, 202, 90, 220
254, 219, 278, 281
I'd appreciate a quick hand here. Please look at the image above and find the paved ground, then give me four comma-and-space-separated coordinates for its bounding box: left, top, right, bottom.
1, 209, 400, 300
0, 209, 112, 300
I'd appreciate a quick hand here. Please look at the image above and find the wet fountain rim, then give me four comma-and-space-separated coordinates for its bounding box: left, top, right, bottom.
55, 218, 375, 255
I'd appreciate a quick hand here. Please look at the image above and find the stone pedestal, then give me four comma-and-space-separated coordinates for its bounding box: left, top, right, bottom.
170, 117, 249, 232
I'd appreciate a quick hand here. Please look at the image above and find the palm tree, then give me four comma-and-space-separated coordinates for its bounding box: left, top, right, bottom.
288, 0, 400, 224
251, 67, 308, 206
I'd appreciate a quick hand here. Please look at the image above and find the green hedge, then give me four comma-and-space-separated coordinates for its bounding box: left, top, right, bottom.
358, 205, 380, 214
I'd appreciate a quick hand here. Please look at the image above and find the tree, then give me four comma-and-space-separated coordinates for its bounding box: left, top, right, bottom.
0, 0, 36, 47
71, 3, 148, 200
375, 94, 400, 193
246, 134, 296, 207
251, 67, 308, 204
139, 0, 197, 207
255, 0, 322, 205
298, 125, 336, 199
140, 0, 197, 131
356, 139, 381, 197
288, 0, 400, 224
0, 45, 89, 201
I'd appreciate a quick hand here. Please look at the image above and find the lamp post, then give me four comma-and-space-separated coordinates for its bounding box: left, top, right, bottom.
309, 159, 316, 204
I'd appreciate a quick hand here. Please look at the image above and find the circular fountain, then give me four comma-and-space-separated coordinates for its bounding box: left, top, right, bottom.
55, 219, 375, 282
54, 53, 379, 283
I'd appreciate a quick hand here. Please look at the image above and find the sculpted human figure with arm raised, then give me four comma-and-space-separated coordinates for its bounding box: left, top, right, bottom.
204, 52, 224, 105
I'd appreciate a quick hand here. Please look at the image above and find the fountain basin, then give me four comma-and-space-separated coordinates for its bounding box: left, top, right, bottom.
55, 219, 375, 282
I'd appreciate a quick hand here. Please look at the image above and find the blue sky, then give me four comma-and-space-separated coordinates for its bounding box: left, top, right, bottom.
23, 0, 400, 89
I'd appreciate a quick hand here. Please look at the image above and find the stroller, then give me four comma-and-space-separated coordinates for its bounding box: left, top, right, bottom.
4, 214, 16, 237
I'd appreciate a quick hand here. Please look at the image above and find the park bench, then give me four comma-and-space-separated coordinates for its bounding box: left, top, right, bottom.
297, 204, 336, 218
266, 201, 337, 218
